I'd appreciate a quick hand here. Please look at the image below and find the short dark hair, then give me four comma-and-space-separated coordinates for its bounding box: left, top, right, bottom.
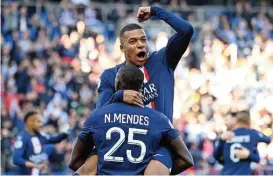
115, 65, 144, 91
24, 110, 39, 123
119, 23, 143, 40
235, 110, 250, 124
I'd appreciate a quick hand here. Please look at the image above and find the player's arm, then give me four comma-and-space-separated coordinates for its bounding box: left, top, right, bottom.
68, 113, 95, 171
96, 70, 143, 108
234, 146, 260, 162
213, 138, 225, 163
256, 130, 272, 144
152, 6, 194, 70
249, 148, 260, 162
96, 70, 121, 108
169, 136, 194, 174
160, 117, 193, 174
13, 137, 29, 167
41, 133, 68, 144
137, 6, 194, 70
13, 137, 42, 169
68, 137, 93, 171
247, 148, 260, 162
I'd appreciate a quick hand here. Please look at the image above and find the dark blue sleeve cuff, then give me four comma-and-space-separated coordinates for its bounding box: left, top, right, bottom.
151, 6, 160, 16
112, 90, 124, 102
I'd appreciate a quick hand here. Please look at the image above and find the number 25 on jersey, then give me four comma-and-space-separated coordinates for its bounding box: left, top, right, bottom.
104, 127, 147, 163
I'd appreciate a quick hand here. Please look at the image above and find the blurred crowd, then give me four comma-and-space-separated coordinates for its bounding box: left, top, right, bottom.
1, 0, 273, 175
173, 1, 273, 175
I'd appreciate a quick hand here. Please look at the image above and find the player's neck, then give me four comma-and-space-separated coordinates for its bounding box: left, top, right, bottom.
25, 127, 36, 136
233, 123, 249, 129
125, 60, 134, 66
125, 60, 144, 68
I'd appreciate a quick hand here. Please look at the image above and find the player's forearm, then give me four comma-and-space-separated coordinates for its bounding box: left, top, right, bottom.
151, 6, 193, 38
13, 152, 28, 167
46, 133, 67, 144
213, 139, 225, 161
260, 136, 271, 144
69, 138, 93, 171
171, 158, 193, 175
96, 90, 123, 108
170, 137, 194, 174
248, 152, 260, 162
25, 161, 39, 168
69, 158, 85, 171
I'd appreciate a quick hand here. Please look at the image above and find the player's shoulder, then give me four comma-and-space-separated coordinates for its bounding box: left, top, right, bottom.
148, 48, 166, 61
14, 131, 28, 149
98, 64, 124, 89
17, 130, 30, 140
85, 106, 111, 123
250, 129, 263, 137
100, 63, 124, 78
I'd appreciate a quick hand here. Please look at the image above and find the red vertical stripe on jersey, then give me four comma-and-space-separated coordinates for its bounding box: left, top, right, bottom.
144, 67, 156, 109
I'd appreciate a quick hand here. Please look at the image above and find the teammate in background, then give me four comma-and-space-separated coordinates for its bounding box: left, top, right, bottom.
214, 111, 271, 175
13, 110, 69, 175
84, 6, 194, 174
214, 112, 259, 164
69, 65, 193, 175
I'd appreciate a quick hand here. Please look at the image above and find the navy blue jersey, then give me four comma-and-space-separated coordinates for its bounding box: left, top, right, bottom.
79, 102, 179, 175
96, 6, 193, 122
214, 128, 271, 175
12, 130, 67, 175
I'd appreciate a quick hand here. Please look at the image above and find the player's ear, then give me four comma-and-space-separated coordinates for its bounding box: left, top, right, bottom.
120, 44, 124, 52
120, 37, 124, 52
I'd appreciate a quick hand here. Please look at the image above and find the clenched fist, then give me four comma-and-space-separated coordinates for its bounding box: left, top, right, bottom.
123, 90, 144, 108
136, 7, 151, 22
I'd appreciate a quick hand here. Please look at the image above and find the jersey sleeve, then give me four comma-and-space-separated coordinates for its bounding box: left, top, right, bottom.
213, 139, 225, 163
151, 6, 194, 70
158, 113, 179, 142
248, 148, 260, 163
96, 70, 123, 108
78, 111, 97, 145
40, 133, 67, 144
13, 135, 28, 167
254, 130, 271, 144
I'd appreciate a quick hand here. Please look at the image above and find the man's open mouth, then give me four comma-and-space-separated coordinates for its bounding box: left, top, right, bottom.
137, 51, 146, 59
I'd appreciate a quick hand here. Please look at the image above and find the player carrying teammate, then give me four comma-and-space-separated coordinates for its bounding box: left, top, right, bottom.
12, 110, 69, 175
82, 5, 194, 175
69, 65, 193, 175
214, 111, 271, 175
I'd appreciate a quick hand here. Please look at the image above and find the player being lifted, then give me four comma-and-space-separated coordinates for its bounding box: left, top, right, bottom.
69, 65, 193, 175
77, 5, 194, 175
12, 110, 69, 175
214, 111, 271, 175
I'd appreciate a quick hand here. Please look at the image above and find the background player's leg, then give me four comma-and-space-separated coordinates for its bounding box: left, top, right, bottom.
144, 160, 169, 175
76, 155, 98, 175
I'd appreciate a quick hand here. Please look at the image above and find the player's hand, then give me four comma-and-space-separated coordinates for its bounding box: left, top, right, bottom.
220, 131, 235, 141
235, 146, 250, 159
137, 7, 151, 22
59, 122, 70, 134
123, 90, 144, 108
37, 163, 47, 171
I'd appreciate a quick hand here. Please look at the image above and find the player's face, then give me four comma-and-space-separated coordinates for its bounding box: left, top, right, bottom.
120, 29, 148, 67
31, 114, 43, 132
225, 115, 237, 130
